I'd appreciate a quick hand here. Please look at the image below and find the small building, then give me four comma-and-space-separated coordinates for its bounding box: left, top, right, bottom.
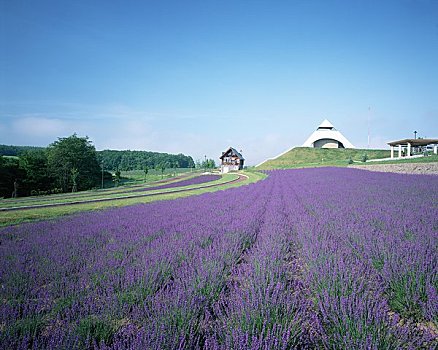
302, 119, 355, 149
220, 147, 244, 173
387, 138, 438, 158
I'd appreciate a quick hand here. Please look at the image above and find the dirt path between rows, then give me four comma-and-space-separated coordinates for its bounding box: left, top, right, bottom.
0, 174, 248, 212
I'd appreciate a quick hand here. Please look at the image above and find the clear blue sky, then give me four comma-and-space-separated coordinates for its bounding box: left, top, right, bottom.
1, 0, 437, 165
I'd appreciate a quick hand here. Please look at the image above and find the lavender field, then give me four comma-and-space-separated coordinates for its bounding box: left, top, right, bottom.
1, 168, 437, 349
132, 174, 222, 193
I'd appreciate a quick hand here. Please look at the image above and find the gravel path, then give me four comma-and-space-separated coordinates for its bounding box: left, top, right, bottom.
350, 162, 438, 175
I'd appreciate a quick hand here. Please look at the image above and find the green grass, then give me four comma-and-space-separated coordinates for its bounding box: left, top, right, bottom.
386, 271, 428, 322
1, 169, 222, 209
0, 171, 266, 227
356, 154, 438, 165
257, 147, 392, 170
0, 173, 199, 208
119, 168, 196, 184
76, 315, 118, 347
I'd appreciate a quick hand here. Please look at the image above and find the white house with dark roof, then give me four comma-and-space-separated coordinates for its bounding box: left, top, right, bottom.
220, 147, 244, 173
302, 119, 355, 148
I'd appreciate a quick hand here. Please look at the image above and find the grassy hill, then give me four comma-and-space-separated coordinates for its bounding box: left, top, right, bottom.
257, 147, 391, 170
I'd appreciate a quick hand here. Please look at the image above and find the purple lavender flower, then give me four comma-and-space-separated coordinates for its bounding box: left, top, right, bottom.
1, 168, 436, 349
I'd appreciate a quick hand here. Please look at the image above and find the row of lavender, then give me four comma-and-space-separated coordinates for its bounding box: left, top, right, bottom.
291, 168, 437, 348
132, 174, 221, 193
207, 169, 437, 349
1, 168, 437, 349
0, 175, 267, 349
3, 174, 221, 207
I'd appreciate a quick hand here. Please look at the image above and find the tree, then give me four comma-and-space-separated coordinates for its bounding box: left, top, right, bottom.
159, 163, 166, 179
201, 158, 216, 169
143, 166, 149, 182
172, 161, 178, 176
71, 167, 79, 192
46, 134, 101, 192
0, 156, 24, 198
19, 149, 51, 195
114, 169, 121, 187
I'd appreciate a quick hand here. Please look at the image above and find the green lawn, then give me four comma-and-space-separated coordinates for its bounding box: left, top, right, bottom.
118, 168, 196, 185
0, 171, 266, 227
257, 147, 391, 170
358, 154, 438, 165
0, 171, 201, 209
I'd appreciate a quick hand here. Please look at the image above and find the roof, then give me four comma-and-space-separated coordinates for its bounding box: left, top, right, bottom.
387, 138, 438, 146
302, 120, 355, 148
220, 147, 245, 160
318, 119, 335, 129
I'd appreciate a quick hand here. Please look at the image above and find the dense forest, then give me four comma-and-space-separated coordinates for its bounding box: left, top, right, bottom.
97, 150, 195, 171
0, 139, 195, 198
0, 144, 44, 156
0, 145, 195, 171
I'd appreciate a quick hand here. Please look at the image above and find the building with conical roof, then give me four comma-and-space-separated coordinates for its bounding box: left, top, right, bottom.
302, 119, 355, 148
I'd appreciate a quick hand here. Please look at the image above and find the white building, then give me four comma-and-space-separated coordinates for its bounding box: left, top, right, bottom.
302, 119, 355, 149
388, 138, 438, 158
220, 147, 245, 173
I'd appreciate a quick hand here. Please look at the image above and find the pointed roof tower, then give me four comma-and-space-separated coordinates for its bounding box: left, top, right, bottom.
318, 119, 335, 129
302, 119, 355, 148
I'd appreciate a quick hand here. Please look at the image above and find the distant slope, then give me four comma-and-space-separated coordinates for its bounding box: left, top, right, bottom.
257, 147, 391, 170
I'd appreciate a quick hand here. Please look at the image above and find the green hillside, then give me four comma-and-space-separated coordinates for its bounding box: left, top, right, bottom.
257, 147, 391, 170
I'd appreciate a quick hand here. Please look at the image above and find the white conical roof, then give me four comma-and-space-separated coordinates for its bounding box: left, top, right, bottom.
302, 119, 355, 148
318, 119, 335, 129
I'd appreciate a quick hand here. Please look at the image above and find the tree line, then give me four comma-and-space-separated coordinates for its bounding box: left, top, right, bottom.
97, 150, 194, 171
0, 144, 195, 171
0, 135, 196, 198
0, 144, 44, 156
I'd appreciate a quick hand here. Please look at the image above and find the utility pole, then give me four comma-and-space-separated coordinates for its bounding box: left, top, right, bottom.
101, 161, 104, 189
367, 107, 371, 149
